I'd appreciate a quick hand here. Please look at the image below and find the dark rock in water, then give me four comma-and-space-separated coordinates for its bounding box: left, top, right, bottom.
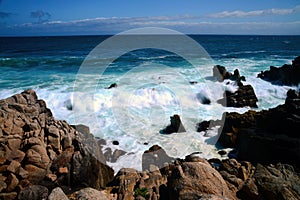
63, 99, 72, 110
217, 84, 258, 108
218, 150, 227, 156
106, 83, 117, 89
213, 65, 257, 108
142, 145, 174, 171
0, 90, 114, 197
196, 93, 211, 105
257, 56, 300, 86
196, 120, 211, 132
112, 140, 119, 145
215, 89, 300, 167
189, 81, 198, 85
162, 114, 186, 134
213, 65, 246, 83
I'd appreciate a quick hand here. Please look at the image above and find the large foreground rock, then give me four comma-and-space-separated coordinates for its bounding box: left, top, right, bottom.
257, 56, 300, 86
0, 90, 114, 197
167, 160, 236, 200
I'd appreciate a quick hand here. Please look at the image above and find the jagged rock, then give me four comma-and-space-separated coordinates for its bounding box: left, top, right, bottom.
213, 65, 246, 84
217, 85, 258, 108
0, 90, 114, 196
162, 114, 186, 134
109, 168, 140, 200
167, 160, 236, 200
197, 89, 300, 167
213, 65, 257, 108
48, 187, 69, 200
142, 145, 174, 171
257, 56, 300, 86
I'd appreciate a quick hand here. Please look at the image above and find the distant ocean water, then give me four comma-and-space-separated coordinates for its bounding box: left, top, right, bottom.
1, 34, 300, 171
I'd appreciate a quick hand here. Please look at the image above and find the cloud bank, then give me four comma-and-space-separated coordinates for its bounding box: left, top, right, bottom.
206, 5, 300, 18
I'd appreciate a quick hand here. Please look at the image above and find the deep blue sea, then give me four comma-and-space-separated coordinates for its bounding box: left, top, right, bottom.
1, 34, 300, 171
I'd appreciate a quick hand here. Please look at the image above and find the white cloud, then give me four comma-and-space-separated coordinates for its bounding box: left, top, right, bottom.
206, 5, 299, 18
4, 14, 300, 35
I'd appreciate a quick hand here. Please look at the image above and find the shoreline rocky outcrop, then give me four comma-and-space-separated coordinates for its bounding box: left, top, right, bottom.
1, 90, 300, 199
197, 89, 300, 168
257, 56, 300, 86
213, 65, 258, 108
0, 90, 114, 199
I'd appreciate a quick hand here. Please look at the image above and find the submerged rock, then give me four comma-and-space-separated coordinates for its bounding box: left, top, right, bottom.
257, 55, 300, 86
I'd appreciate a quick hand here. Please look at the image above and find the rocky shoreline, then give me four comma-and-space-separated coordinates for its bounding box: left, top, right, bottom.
1, 57, 300, 199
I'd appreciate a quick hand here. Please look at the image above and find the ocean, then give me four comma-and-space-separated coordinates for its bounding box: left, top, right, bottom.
1, 33, 300, 171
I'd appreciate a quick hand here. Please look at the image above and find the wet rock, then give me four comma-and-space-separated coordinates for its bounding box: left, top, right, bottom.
257, 56, 300, 86
162, 114, 186, 134
213, 65, 246, 83
217, 85, 258, 108
106, 83, 117, 89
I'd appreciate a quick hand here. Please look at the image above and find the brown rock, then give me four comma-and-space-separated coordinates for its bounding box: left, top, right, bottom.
58, 167, 68, 174
109, 168, 140, 200
6, 173, 19, 192
71, 187, 109, 200
7, 160, 21, 173
17, 167, 29, 179
24, 164, 47, 184
0, 192, 18, 200
0, 180, 7, 192
5, 149, 25, 162
45, 173, 57, 182
7, 138, 21, 151
26, 145, 50, 169
168, 161, 236, 200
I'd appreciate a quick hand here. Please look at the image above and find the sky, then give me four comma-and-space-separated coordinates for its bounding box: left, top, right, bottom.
0, 0, 300, 36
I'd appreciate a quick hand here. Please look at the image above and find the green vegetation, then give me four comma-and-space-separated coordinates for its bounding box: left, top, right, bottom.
134, 187, 150, 199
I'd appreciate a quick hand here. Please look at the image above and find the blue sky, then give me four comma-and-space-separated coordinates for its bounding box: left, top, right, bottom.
0, 0, 299, 36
